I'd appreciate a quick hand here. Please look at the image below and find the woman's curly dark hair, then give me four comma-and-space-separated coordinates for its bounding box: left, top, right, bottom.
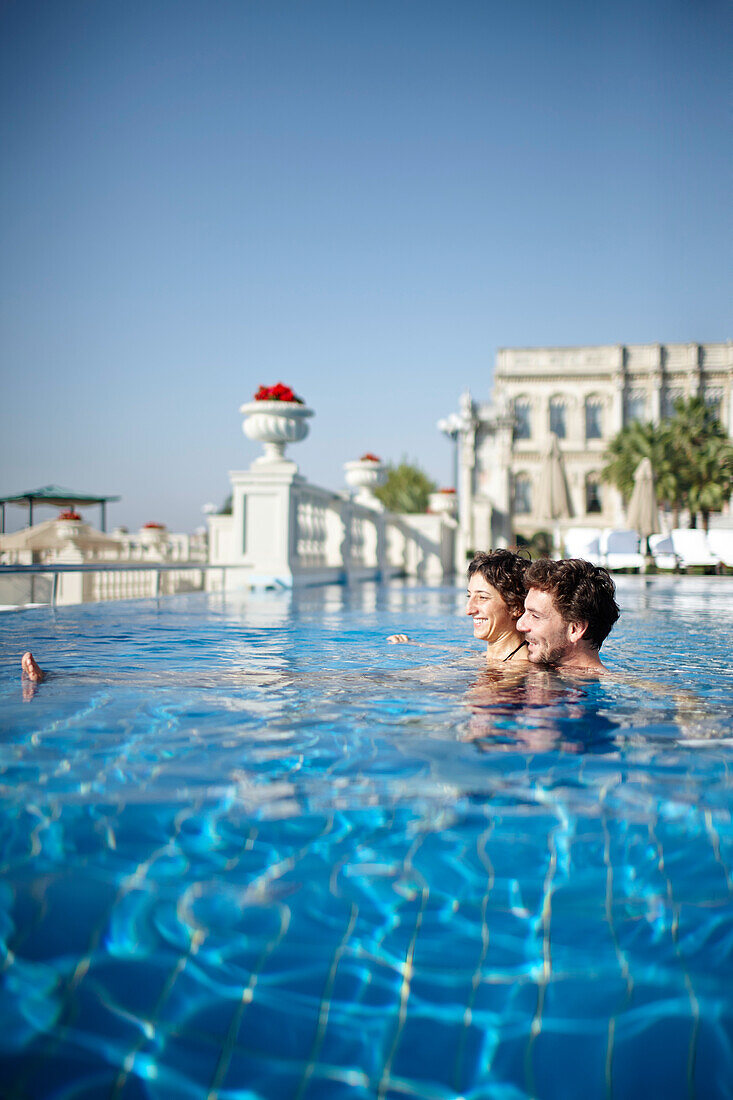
467, 549, 530, 620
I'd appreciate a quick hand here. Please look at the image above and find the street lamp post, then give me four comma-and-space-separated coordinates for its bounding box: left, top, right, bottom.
438, 399, 477, 568
437, 412, 465, 491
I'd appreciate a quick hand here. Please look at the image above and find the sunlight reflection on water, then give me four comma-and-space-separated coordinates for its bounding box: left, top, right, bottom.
1, 577, 732, 1099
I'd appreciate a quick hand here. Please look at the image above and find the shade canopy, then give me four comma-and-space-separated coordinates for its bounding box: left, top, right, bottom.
535, 435, 573, 520
0, 485, 120, 507
0, 485, 120, 532
626, 458, 660, 539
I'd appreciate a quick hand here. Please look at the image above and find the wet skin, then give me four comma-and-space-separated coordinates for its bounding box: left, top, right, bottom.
21, 651, 44, 682
516, 588, 604, 671
464, 573, 527, 662
389, 575, 527, 663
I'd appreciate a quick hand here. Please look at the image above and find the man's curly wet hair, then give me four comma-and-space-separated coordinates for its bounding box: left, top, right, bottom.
467, 550, 530, 620
524, 558, 620, 650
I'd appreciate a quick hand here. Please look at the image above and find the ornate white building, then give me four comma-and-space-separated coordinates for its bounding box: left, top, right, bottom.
448, 342, 733, 556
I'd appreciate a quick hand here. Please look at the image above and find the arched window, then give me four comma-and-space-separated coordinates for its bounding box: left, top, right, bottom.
662, 389, 684, 419
624, 391, 647, 424
514, 473, 532, 515
549, 397, 567, 439
585, 476, 602, 514
585, 396, 603, 441
513, 398, 532, 440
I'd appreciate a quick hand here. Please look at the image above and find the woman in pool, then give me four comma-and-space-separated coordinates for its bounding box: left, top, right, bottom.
389, 548, 530, 664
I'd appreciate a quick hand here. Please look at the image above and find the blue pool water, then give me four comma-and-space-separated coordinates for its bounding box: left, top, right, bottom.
1, 577, 732, 1100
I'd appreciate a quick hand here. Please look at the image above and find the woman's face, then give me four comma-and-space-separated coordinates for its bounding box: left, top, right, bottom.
465, 572, 518, 642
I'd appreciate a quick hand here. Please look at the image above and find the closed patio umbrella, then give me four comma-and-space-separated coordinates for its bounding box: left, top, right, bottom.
627, 457, 660, 570
536, 434, 573, 520
627, 457, 660, 541
535, 435, 573, 555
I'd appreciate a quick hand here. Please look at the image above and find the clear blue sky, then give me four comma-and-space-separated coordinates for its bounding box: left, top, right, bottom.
1, 0, 730, 532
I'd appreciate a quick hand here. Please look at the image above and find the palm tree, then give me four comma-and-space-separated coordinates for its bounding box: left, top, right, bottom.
601, 420, 685, 522
602, 420, 656, 500
668, 398, 733, 529
603, 397, 733, 530
653, 419, 688, 525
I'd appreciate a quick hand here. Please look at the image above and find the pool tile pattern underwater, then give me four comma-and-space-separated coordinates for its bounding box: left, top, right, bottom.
1, 578, 732, 1099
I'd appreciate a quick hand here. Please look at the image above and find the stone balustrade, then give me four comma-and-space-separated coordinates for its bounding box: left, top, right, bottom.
205, 396, 457, 589
207, 467, 455, 589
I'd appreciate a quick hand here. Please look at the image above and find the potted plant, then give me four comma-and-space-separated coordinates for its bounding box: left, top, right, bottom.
240, 383, 314, 464
344, 453, 387, 508
56, 509, 83, 538
428, 488, 458, 516
140, 521, 167, 547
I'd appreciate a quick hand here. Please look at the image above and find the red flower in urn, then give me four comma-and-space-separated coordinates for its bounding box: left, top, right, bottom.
58, 509, 81, 521
254, 382, 304, 404
360, 453, 381, 463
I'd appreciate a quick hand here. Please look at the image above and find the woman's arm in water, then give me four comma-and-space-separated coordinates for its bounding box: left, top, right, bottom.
386, 635, 479, 657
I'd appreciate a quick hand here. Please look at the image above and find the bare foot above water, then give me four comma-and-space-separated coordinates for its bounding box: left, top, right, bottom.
21, 651, 45, 683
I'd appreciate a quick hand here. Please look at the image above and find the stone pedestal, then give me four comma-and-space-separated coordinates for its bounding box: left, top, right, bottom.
56, 521, 83, 541
227, 465, 306, 587
55, 544, 85, 605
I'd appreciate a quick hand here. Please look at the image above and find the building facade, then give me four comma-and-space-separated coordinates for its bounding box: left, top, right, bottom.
449, 342, 733, 556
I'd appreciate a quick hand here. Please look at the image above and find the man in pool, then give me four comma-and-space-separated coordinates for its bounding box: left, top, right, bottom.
516, 558, 619, 671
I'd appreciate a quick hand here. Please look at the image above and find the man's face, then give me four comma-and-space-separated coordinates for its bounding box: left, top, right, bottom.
516, 588, 577, 666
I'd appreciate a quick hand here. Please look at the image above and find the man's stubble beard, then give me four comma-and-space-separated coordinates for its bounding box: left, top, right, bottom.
530, 640, 574, 669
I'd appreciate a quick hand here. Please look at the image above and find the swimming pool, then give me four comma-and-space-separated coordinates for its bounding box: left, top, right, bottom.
1, 577, 732, 1099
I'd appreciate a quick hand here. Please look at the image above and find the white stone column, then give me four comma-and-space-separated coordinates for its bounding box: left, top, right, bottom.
649, 345, 663, 423
610, 346, 625, 432
568, 393, 582, 444
56, 545, 85, 605
488, 406, 514, 545
611, 374, 625, 432
228, 465, 304, 587
457, 391, 476, 565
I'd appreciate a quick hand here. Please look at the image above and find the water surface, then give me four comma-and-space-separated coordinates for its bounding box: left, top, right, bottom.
1, 577, 732, 1099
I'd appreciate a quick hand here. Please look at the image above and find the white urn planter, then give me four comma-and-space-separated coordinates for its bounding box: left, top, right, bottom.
428, 491, 458, 517
344, 459, 387, 510
140, 525, 167, 548
241, 401, 314, 466
56, 520, 83, 540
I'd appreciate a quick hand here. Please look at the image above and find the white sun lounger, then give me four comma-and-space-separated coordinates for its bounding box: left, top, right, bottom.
706, 529, 733, 568
670, 528, 719, 570
601, 528, 645, 571
563, 527, 603, 565
648, 533, 679, 570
